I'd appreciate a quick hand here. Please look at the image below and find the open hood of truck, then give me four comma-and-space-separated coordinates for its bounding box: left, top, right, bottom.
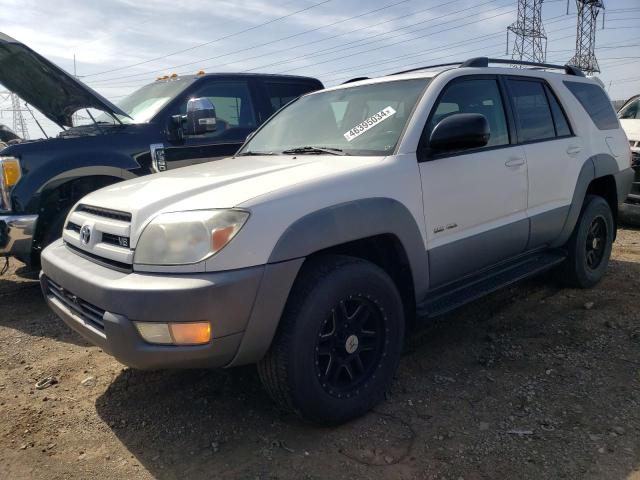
0, 32, 130, 127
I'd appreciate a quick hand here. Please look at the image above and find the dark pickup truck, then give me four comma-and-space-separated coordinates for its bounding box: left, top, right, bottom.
0, 33, 323, 267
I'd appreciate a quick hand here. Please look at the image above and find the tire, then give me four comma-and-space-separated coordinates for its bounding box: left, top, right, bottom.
257, 254, 405, 425
559, 195, 614, 288
30, 207, 71, 268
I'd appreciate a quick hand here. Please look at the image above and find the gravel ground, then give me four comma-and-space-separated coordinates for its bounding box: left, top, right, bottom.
1, 227, 639, 480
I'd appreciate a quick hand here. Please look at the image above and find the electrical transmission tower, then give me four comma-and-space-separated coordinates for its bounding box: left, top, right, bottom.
507, 0, 547, 63
568, 0, 604, 75
10, 93, 29, 139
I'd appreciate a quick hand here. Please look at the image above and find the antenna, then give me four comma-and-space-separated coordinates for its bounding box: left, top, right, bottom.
567, 0, 605, 75
507, 0, 547, 64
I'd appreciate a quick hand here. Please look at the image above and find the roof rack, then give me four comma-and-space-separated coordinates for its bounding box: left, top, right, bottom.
389, 57, 585, 77
342, 76, 370, 84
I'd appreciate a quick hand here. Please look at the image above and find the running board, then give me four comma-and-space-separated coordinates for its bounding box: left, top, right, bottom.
417, 250, 566, 318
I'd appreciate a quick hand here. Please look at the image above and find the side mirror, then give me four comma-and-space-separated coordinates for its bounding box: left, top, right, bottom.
185, 97, 217, 136
429, 113, 490, 153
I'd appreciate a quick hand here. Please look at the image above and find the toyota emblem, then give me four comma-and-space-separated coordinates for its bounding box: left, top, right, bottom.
80, 224, 92, 245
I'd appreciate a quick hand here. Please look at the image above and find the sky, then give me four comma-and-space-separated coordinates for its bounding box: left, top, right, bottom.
0, 0, 639, 138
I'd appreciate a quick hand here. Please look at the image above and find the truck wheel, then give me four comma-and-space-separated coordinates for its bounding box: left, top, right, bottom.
559, 195, 614, 288
31, 207, 71, 268
258, 255, 405, 425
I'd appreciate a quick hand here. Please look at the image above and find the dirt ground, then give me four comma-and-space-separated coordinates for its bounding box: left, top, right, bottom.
1, 227, 639, 480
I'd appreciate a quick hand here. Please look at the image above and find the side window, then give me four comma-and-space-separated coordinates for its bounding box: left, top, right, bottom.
265, 82, 315, 110
429, 78, 510, 148
618, 98, 640, 120
507, 79, 555, 142
544, 85, 572, 137
564, 81, 619, 130
181, 81, 256, 138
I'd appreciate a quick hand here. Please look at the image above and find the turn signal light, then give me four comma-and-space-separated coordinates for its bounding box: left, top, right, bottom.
169, 322, 211, 345
1, 156, 21, 188
135, 321, 211, 345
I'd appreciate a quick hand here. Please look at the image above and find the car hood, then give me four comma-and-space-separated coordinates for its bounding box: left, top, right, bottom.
0, 32, 129, 127
620, 119, 640, 142
81, 154, 383, 238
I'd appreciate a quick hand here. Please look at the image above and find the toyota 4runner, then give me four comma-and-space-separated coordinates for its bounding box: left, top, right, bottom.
40, 58, 634, 424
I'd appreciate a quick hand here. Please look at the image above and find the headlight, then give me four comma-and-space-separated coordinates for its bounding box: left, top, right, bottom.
0, 156, 21, 210
134, 209, 249, 265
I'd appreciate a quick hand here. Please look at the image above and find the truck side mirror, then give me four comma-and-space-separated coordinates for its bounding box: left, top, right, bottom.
185, 97, 217, 136
429, 113, 490, 153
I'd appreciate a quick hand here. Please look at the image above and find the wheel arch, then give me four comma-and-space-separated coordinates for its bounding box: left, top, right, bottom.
553, 154, 622, 247
268, 197, 429, 301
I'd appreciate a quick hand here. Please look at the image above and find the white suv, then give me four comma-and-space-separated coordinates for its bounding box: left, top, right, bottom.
40, 58, 634, 424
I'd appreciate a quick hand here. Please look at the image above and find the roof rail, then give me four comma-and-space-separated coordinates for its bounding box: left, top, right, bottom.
387, 57, 585, 77
341, 76, 370, 84
389, 62, 464, 76
461, 57, 585, 76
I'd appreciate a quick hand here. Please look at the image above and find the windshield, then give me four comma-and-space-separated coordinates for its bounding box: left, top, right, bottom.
239, 78, 430, 156
96, 77, 195, 124
619, 97, 640, 120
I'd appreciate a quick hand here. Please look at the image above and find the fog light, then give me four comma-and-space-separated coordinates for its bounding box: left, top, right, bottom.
169, 322, 211, 345
135, 322, 172, 344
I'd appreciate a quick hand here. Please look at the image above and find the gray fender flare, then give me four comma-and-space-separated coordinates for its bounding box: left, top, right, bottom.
268, 197, 429, 296
552, 153, 620, 247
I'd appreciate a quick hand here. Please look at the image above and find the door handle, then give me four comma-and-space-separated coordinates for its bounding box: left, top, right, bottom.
505, 157, 525, 167
566, 145, 582, 156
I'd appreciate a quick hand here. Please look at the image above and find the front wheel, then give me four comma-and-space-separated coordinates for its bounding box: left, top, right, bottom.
559, 195, 614, 288
258, 255, 405, 425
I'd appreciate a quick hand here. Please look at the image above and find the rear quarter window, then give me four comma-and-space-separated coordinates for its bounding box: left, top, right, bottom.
564, 81, 619, 130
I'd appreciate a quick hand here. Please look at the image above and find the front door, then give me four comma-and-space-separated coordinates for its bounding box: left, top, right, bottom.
163, 80, 259, 170
419, 76, 529, 287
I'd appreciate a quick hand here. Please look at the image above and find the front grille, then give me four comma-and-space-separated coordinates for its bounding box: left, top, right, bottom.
65, 242, 133, 273
46, 277, 105, 331
102, 232, 130, 248
76, 204, 132, 222
631, 165, 640, 196
66, 221, 81, 233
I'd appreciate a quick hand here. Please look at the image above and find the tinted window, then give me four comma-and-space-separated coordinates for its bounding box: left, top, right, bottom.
181, 81, 256, 138
564, 81, 619, 130
508, 80, 555, 142
266, 82, 316, 110
544, 85, 572, 137
618, 97, 640, 120
429, 78, 509, 148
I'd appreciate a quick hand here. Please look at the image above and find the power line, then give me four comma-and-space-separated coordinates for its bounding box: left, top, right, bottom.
86, 0, 419, 85
87, 0, 470, 86
82, 0, 334, 78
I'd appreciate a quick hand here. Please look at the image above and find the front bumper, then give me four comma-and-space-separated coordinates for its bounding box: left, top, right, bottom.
40, 239, 265, 369
0, 213, 37, 257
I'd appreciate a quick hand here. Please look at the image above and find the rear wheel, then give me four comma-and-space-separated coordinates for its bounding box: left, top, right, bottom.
258, 255, 405, 425
559, 195, 614, 288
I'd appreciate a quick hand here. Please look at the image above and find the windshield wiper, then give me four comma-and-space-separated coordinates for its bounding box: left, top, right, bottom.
281, 146, 348, 156
237, 150, 278, 156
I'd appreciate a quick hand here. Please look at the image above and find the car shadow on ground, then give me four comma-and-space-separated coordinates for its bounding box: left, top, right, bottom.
95, 262, 640, 479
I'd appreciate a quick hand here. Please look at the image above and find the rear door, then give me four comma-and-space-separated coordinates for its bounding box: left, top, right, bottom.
162, 78, 260, 169
504, 77, 584, 248
419, 76, 529, 287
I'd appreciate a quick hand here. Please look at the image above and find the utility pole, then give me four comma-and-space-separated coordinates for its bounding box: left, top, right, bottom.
507, 0, 547, 63
567, 0, 605, 75
10, 93, 29, 139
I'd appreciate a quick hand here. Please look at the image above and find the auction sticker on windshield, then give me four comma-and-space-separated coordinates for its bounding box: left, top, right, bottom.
343, 106, 397, 142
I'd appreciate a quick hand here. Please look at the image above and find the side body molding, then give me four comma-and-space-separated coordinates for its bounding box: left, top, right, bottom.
552, 153, 619, 248
268, 197, 429, 298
